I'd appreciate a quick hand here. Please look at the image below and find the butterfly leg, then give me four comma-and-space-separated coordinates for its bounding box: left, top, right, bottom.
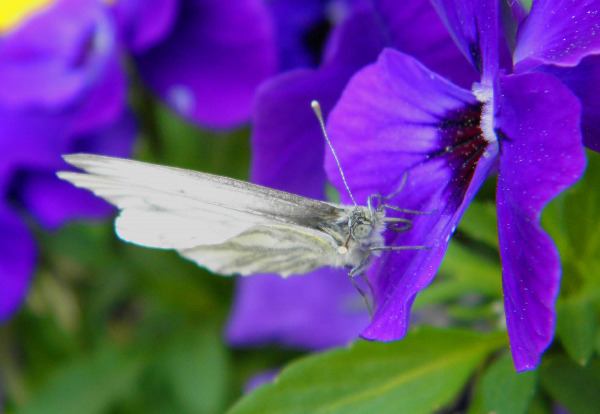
380, 172, 434, 215
370, 245, 429, 252
349, 274, 374, 317
348, 260, 375, 317
383, 217, 413, 232
383, 204, 433, 215
382, 171, 409, 201
367, 193, 385, 218
349, 257, 370, 278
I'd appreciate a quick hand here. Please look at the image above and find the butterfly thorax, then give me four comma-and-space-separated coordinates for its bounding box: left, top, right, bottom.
320, 206, 385, 273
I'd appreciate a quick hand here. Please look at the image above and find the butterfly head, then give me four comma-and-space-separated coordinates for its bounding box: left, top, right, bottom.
348, 207, 385, 246
350, 213, 374, 240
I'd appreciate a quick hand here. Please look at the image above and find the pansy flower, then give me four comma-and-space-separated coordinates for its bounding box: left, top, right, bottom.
226, 0, 477, 349
0, 0, 135, 321
112, 0, 277, 128
325, 0, 590, 370
266, 0, 366, 71
512, 0, 600, 151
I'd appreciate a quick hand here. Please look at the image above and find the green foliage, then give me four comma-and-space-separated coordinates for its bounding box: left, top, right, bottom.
543, 151, 600, 366
419, 241, 502, 306
18, 345, 144, 414
540, 355, 600, 414
157, 330, 230, 414
556, 298, 597, 365
458, 200, 498, 248
137, 102, 251, 180
469, 353, 537, 414
228, 329, 505, 414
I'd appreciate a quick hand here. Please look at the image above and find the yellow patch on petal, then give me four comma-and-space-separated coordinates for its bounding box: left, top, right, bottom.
0, 0, 55, 33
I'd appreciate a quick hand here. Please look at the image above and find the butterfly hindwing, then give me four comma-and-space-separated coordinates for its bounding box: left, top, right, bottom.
180, 223, 341, 277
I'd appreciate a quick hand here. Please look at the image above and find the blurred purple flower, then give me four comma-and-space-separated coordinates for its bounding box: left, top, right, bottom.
0, 0, 135, 321
325, 0, 591, 370
512, 0, 600, 151
266, 0, 344, 71
112, 0, 277, 128
226, 0, 474, 350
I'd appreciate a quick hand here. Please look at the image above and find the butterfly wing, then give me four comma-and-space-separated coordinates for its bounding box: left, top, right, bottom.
57, 154, 349, 275
180, 223, 342, 277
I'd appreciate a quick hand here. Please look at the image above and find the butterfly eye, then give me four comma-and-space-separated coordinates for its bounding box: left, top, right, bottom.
352, 223, 373, 239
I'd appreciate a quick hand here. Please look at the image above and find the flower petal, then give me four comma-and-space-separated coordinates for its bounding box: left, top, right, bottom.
19, 111, 136, 229
514, 0, 600, 71
430, 0, 499, 84
375, 0, 478, 88
251, 6, 385, 196
0, 0, 118, 109
267, 0, 329, 70
250, 69, 335, 198
495, 72, 586, 371
0, 108, 69, 182
540, 55, 600, 152
70, 52, 128, 134
326, 48, 497, 340
135, 0, 277, 128
0, 206, 35, 322
226, 270, 369, 349
112, 0, 178, 53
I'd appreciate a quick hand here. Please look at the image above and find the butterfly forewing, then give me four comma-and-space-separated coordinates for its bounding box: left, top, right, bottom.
58, 154, 353, 274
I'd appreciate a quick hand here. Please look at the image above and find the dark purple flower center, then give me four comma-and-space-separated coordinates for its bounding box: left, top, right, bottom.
302, 19, 332, 65
430, 103, 489, 204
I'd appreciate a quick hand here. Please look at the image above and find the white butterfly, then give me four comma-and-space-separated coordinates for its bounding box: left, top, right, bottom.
57, 101, 424, 280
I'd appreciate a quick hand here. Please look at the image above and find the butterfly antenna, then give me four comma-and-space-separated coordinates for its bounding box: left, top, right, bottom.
350, 275, 373, 317
311, 100, 357, 206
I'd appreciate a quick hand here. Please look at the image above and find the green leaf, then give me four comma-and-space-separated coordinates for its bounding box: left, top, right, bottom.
563, 152, 600, 275
19, 345, 144, 414
228, 328, 505, 414
139, 102, 251, 180
469, 353, 537, 414
556, 298, 597, 366
123, 245, 232, 317
458, 200, 498, 248
415, 242, 502, 309
38, 221, 115, 272
541, 151, 600, 366
160, 330, 230, 414
540, 354, 600, 414
544, 150, 600, 298
526, 395, 551, 414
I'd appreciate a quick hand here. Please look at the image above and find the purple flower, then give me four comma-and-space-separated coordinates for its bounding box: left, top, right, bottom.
0, 0, 135, 321
266, 0, 331, 70
325, 0, 591, 370
226, 0, 475, 349
227, 272, 369, 349
112, 0, 277, 128
512, 0, 600, 151
266, 0, 367, 71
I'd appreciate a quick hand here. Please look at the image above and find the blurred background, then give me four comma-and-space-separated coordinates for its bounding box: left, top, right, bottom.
2, 1, 600, 413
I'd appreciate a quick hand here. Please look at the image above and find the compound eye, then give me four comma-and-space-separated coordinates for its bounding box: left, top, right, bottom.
353, 223, 372, 239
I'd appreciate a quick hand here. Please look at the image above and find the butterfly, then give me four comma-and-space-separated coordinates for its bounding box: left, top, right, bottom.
57, 101, 425, 282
